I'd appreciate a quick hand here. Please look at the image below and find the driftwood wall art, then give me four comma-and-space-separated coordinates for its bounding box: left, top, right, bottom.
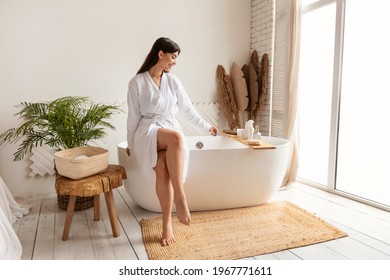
216, 65, 240, 130
230, 62, 249, 126
216, 51, 269, 130
248, 63, 259, 120
259, 53, 269, 114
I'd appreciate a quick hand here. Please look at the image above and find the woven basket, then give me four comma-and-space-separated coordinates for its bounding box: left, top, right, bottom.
57, 194, 94, 211
54, 146, 109, 180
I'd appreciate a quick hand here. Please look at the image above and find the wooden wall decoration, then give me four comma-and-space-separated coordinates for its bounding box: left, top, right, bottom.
216, 65, 240, 130
216, 51, 269, 130
230, 63, 249, 126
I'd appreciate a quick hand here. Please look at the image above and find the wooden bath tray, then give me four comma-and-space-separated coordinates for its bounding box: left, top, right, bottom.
223, 133, 276, 150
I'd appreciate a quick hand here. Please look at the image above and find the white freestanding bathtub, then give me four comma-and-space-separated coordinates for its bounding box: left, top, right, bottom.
117, 135, 289, 212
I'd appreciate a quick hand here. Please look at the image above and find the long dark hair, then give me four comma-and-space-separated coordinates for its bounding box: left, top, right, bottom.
137, 37, 181, 74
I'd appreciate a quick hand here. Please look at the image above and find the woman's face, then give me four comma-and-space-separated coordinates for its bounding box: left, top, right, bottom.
158, 51, 179, 72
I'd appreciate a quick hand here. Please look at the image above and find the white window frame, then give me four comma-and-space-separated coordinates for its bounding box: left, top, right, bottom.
295, 0, 390, 211
296, 0, 343, 191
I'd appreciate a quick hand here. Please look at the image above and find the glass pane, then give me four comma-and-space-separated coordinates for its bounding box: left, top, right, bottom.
298, 3, 336, 185
336, 0, 390, 206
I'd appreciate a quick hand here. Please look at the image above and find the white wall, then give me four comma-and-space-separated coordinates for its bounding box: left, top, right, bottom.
0, 0, 251, 197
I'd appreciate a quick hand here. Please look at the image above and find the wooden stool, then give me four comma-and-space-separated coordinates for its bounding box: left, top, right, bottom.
55, 164, 127, 241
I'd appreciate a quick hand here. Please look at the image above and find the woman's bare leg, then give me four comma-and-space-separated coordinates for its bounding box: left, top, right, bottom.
155, 150, 175, 246
157, 128, 191, 225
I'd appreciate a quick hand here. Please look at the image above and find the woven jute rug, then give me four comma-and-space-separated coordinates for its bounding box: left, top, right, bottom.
140, 200, 348, 260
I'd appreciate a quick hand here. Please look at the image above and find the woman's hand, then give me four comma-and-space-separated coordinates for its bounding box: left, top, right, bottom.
126, 147, 131, 156
209, 126, 218, 136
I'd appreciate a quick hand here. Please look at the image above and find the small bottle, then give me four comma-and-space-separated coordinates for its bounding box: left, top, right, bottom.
254, 125, 262, 140
247, 120, 254, 140
236, 128, 244, 138
243, 121, 248, 139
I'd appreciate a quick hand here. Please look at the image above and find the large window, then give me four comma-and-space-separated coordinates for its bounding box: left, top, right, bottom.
298, 0, 390, 209
298, 2, 336, 186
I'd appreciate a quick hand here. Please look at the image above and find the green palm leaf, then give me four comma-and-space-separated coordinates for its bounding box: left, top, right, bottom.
0, 96, 123, 160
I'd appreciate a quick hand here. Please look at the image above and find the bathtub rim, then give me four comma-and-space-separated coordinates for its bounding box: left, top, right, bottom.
117, 135, 289, 150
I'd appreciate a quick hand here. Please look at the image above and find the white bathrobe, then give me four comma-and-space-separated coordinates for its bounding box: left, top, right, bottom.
127, 71, 211, 181
1, 177, 30, 260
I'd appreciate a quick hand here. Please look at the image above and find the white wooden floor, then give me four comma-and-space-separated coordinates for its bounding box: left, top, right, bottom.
13, 182, 390, 260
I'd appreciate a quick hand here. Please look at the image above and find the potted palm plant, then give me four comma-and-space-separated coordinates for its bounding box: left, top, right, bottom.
0, 96, 123, 209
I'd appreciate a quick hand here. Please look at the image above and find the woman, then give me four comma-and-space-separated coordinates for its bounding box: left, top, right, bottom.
126, 37, 218, 246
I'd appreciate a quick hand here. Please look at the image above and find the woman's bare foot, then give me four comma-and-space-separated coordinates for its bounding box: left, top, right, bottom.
174, 198, 191, 225
161, 222, 175, 246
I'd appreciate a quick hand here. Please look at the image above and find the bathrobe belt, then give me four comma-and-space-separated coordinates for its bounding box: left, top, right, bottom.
141, 114, 176, 128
